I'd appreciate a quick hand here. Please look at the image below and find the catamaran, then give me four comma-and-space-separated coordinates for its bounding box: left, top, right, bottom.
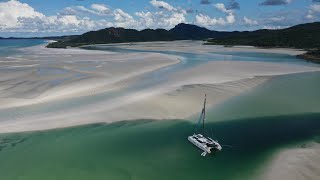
188, 94, 222, 157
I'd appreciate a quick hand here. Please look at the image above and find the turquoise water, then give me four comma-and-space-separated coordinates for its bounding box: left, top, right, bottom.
1, 72, 320, 180
0, 39, 44, 57
84, 44, 316, 66
0, 40, 320, 180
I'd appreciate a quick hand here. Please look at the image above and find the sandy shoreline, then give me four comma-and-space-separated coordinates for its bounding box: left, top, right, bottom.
260, 141, 320, 180
92, 40, 307, 56
0, 44, 181, 108
0, 41, 319, 133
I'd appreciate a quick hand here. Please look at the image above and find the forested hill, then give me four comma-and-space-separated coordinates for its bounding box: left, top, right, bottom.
46, 23, 228, 48
206, 22, 320, 49
46, 22, 320, 49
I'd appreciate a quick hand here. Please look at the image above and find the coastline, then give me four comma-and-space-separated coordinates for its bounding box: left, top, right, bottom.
90, 41, 307, 56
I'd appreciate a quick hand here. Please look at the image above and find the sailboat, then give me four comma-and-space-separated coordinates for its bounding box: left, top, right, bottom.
188, 94, 222, 157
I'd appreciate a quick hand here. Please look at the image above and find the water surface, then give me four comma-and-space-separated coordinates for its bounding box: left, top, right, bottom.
0, 40, 320, 180
1, 71, 320, 180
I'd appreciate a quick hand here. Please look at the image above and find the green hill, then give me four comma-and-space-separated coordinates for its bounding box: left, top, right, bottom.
206, 22, 320, 49
46, 23, 222, 48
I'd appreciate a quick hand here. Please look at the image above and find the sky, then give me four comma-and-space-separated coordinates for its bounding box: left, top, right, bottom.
0, 0, 319, 37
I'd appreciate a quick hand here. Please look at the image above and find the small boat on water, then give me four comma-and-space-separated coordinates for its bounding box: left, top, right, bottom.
188, 94, 222, 157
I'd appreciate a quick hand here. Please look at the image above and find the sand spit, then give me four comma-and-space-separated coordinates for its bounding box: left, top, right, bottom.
0, 45, 181, 108
0, 76, 270, 133
0, 41, 320, 132
99, 41, 306, 56
260, 142, 320, 180
0, 58, 319, 132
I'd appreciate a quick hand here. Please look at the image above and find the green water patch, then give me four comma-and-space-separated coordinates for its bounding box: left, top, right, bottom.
0, 113, 320, 180
206, 71, 320, 123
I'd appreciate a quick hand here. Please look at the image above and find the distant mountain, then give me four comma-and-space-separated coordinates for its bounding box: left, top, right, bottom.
169, 23, 218, 40
73, 27, 173, 43
47, 23, 225, 48
206, 22, 320, 49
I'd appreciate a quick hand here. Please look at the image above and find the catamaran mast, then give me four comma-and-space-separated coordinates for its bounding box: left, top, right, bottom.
203, 94, 206, 131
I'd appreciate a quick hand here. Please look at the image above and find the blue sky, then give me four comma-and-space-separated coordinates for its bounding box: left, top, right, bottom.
0, 0, 319, 37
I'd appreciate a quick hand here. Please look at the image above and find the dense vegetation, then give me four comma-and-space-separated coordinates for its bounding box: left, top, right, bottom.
206, 22, 320, 49
297, 49, 320, 63
46, 23, 223, 48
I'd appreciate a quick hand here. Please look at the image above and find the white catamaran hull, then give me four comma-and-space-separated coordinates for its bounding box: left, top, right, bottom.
187, 95, 222, 157
188, 136, 211, 156
188, 134, 222, 156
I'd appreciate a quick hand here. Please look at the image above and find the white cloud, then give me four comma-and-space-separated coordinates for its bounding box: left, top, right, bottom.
0, 0, 188, 34
306, 4, 320, 19
310, 4, 320, 13
0, 0, 45, 29
195, 14, 228, 27
0, 0, 113, 33
134, 1, 186, 29
90, 4, 111, 15
243, 17, 258, 25
135, 11, 186, 29
160, 12, 186, 27
226, 13, 236, 24
113, 9, 137, 28
306, 14, 314, 19
150, 0, 177, 11
135, 12, 155, 28
214, 3, 232, 14
60, 4, 112, 16
269, 17, 285, 22
195, 2, 236, 28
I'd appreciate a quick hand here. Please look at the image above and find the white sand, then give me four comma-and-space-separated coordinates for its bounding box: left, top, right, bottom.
0, 41, 319, 133
259, 141, 320, 180
0, 45, 181, 108
0, 60, 319, 132
100, 40, 306, 56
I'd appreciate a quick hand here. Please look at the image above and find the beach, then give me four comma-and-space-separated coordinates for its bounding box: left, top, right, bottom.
0, 41, 319, 132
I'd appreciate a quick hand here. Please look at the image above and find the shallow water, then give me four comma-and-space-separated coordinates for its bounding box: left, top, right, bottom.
85, 43, 317, 66
0, 40, 320, 180
0, 39, 44, 57
0, 72, 320, 180
1, 41, 308, 122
